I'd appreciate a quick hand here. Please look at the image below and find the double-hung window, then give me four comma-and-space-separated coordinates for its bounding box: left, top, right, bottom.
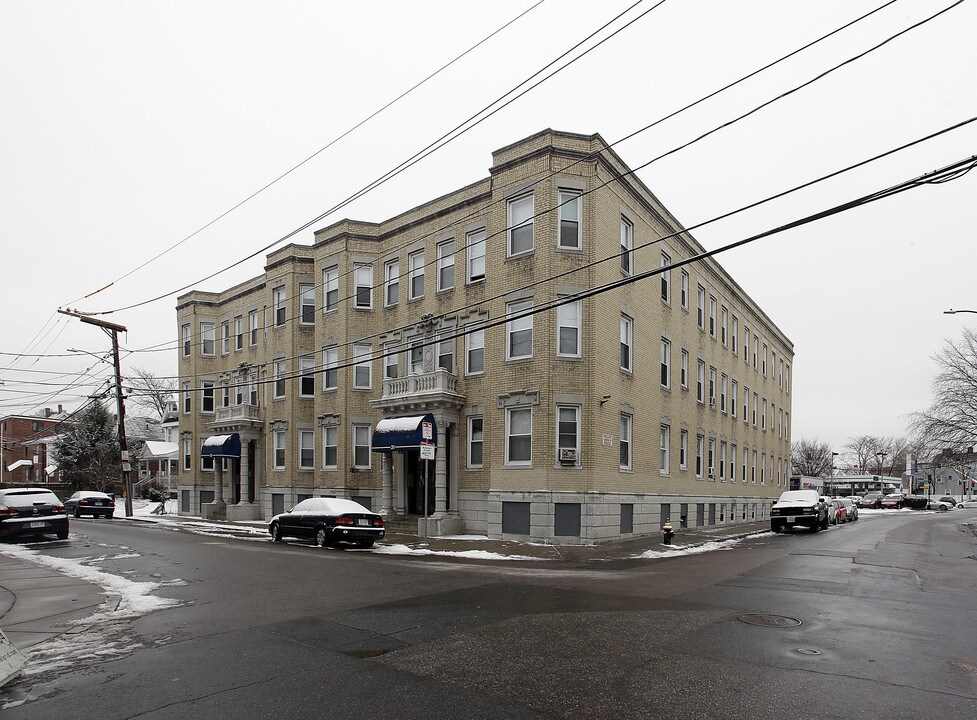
323, 347, 338, 390
761, 398, 767, 430
720, 441, 727, 481
274, 430, 286, 469
709, 296, 717, 337
221, 321, 229, 355
731, 379, 738, 418
708, 439, 716, 478
200, 323, 215, 356
721, 373, 728, 413
558, 190, 581, 249
468, 416, 484, 468
322, 427, 337, 469
742, 446, 749, 483
235, 317, 243, 351
506, 300, 533, 360
353, 345, 372, 389
323, 267, 339, 312
408, 341, 424, 375
743, 327, 750, 363
352, 424, 371, 468
408, 250, 424, 299
467, 228, 485, 282
274, 359, 286, 398
437, 240, 455, 291
730, 443, 737, 482
752, 392, 758, 427
680, 350, 689, 388
721, 306, 728, 346
383, 343, 399, 380
557, 406, 580, 467
660, 337, 670, 388
620, 216, 633, 274
182, 382, 191, 414
466, 328, 484, 375
384, 260, 399, 306
762, 343, 768, 376
753, 336, 759, 369
557, 299, 581, 357
436, 334, 454, 373
508, 193, 534, 256
731, 316, 738, 355
660, 251, 671, 302
679, 429, 688, 469
620, 314, 633, 372
619, 414, 632, 470
506, 407, 532, 466
299, 430, 314, 470
183, 437, 191, 471
299, 355, 315, 396
300, 283, 315, 323
249, 311, 258, 346
752, 450, 758, 484
354, 264, 372, 309
695, 434, 704, 478
696, 360, 705, 403
249, 374, 258, 406
201, 382, 214, 413
660, 425, 669, 475
273, 287, 286, 327
709, 367, 717, 407
680, 270, 689, 309
182, 324, 191, 357
697, 286, 705, 330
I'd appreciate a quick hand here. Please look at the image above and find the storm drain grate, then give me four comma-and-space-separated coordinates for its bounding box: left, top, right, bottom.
737, 613, 802, 628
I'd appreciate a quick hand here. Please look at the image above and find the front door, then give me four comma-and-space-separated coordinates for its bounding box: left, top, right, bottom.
404, 451, 435, 515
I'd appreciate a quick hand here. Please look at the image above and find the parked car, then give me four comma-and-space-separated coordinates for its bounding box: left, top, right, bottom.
0, 487, 69, 541
65, 491, 115, 519
849, 495, 863, 508
770, 490, 828, 533
827, 499, 847, 524
838, 497, 858, 521
860, 491, 884, 509
880, 493, 906, 509
927, 496, 957, 511
269, 498, 385, 548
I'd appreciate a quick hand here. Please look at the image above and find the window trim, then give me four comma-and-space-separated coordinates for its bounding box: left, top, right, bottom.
619, 413, 633, 470
506, 299, 533, 361
466, 327, 484, 376
660, 337, 670, 389
507, 192, 535, 257
557, 299, 581, 358
354, 264, 373, 310
437, 239, 455, 292
384, 259, 400, 307
298, 429, 314, 470
323, 347, 339, 391
466, 227, 486, 283
505, 406, 533, 467
467, 415, 484, 469
408, 250, 425, 300
299, 355, 315, 397
299, 283, 316, 324
620, 314, 633, 373
352, 423, 372, 469
273, 286, 286, 327
322, 425, 338, 470
353, 344, 373, 390
557, 190, 581, 250
660, 424, 670, 475
274, 430, 286, 470
556, 404, 581, 468
620, 216, 633, 275
323, 267, 339, 313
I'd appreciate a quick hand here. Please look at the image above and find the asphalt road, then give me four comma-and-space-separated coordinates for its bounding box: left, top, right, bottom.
3, 511, 976, 719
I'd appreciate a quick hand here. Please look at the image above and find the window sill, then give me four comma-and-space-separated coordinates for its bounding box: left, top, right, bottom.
506, 249, 535, 261
555, 245, 583, 253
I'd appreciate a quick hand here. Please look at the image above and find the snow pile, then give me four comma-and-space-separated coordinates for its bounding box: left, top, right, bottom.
372, 543, 541, 561
633, 535, 752, 559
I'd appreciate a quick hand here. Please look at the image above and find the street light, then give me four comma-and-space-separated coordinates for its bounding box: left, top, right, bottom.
876, 451, 887, 493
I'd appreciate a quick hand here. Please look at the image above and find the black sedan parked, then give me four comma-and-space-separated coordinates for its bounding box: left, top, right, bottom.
65, 490, 116, 518
269, 498, 385, 548
0, 487, 69, 541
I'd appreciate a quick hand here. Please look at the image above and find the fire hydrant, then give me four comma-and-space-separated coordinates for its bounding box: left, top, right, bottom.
662, 522, 674, 545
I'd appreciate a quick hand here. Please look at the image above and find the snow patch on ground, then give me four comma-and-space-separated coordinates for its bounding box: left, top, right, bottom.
372, 543, 542, 561
633, 535, 752, 559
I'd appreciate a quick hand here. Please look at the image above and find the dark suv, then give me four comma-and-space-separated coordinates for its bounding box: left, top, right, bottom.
770, 490, 829, 533
0, 487, 69, 541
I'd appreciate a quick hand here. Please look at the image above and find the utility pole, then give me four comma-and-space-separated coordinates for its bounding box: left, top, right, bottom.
58, 310, 133, 517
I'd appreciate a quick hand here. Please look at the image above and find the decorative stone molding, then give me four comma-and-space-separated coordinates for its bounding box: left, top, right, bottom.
497, 390, 539, 408
316, 413, 341, 428
269, 419, 289, 431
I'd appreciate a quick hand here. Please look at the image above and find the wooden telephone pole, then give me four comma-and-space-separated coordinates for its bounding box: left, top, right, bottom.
58, 310, 133, 517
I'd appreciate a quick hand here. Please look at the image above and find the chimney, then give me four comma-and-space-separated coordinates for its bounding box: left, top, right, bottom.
58, 404, 63, 414
44, 407, 52, 418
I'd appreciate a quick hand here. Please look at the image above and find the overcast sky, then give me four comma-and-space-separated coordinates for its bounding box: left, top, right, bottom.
2, 0, 975, 454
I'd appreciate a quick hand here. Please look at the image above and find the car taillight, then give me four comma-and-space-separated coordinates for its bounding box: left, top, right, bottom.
80, 499, 91, 505
373, 516, 383, 527
0, 506, 16, 517
52, 505, 65, 513
335, 516, 353, 525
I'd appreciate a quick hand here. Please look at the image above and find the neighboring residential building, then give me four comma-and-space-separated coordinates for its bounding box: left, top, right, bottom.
1, 406, 70, 485
176, 129, 794, 542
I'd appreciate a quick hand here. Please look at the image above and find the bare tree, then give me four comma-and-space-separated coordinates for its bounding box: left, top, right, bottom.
125, 366, 176, 420
911, 326, 977, 452
843, 435, 882, 474
791, 438, 835, 477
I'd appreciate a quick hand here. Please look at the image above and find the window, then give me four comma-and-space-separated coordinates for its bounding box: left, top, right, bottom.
353, 345, 372, 389
408, 250, 425, 300
221, 383, 229, 408
708, 438, 716, 478
200, 322, 215, 356
753, 336, 759, 370
620, 217, 633, 274
437, 240, 455, 291
731, 379, 738, 418
466, 328, 484, 375
507, 300, 533, 360
695, 434, 704, 478
785, 411, 790, 437
660, 338, 670, 388
558, 190, 581, 249
752, 449, 757, 484
299, 355, 315, 396
383, 343, 399, 380
697, 285, 705, 330
720, 441, 727, 480
752, 392, 758, 427
779, 408, 784, 439
409, 341, 424, 375
679, 429, 688, 469
353, 424, 371, 468
300, 283, 315, 323
779, 359, 785, 389
506, 407, 532, 465
221, 321, 229, 355
202, 382, 215, 413
761, 398, 767, 430
508, 193, 534, 256
322, 426, 337, 469
273, 287, 286, 327
323, 347, 338, 390
709, 366, 717, 406
384, 260, 399, 306
743, 385, 749, 421
680, 349, 689, 388
354, 264, 373, 309
720, 373, 728, 413
274, 430, 286, 469
249, 373, 259, 405
680, 270, 689, 309
709, 296, 717, 337
696, 359, 705, 403
182, 382, 191, 414
661, 251, 671, 302
762, 343, 768, 376
557, 299, 581, 357
183, 436, 191, 471
299, 430, 314, 469
274, 359, 286, 398
721, 306, 728, 346
731, 316, 738, 355
743, 327, 750, 363
467, 228, 485, 282
761, 451, 766, 484
249, 311, 258, 346
619, 414, 632, 470
182, 324, 191, 357
660, 425, 669, 475
785, 365, 790, 393
234, 381, 244, 406
730, 443, 737, 482
620, 314, 633, 372
468, 416, 483, 468
437, 333, 454, 373
323, 267, 339, 312
557, 406, 580, 466
743, 446, 749, 483
235, 316, 243, 351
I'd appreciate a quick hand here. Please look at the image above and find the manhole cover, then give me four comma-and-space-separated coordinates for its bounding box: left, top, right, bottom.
795, 648, 822, 655
737, 613, 802, 628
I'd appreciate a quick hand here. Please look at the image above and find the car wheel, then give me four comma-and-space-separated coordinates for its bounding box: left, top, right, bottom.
73, 508, 81, 518
357, 539, 375, 548
106, 513, 114, 519
271, 523, 283, 542
938, 503, 948, 511
316, 528, 329, 547
57, 529, 69, 540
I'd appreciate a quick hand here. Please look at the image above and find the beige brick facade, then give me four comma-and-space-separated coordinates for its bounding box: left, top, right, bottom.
176, 129, 793, 543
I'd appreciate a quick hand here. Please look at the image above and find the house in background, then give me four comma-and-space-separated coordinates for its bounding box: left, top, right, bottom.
1, 406, 70, 486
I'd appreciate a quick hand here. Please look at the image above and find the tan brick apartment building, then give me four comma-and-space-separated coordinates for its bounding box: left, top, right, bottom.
176, 129, 793, 543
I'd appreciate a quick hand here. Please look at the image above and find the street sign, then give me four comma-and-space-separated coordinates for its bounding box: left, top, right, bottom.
420, 443, 435, 460
421, 421, 433, 441
0, 628, 24, 688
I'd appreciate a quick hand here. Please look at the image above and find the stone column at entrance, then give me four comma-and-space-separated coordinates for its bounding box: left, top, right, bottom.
434, 426, 447, 514
238, 440, 250, 504
381, 452, 393, 515
214, 462, 225, 505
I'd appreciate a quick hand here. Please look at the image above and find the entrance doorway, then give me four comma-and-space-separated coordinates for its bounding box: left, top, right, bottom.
404, 451, 435, 515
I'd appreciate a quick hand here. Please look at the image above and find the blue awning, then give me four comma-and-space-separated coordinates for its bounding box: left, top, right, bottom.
372, 414, 436, 453
201, 433, 241, 458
